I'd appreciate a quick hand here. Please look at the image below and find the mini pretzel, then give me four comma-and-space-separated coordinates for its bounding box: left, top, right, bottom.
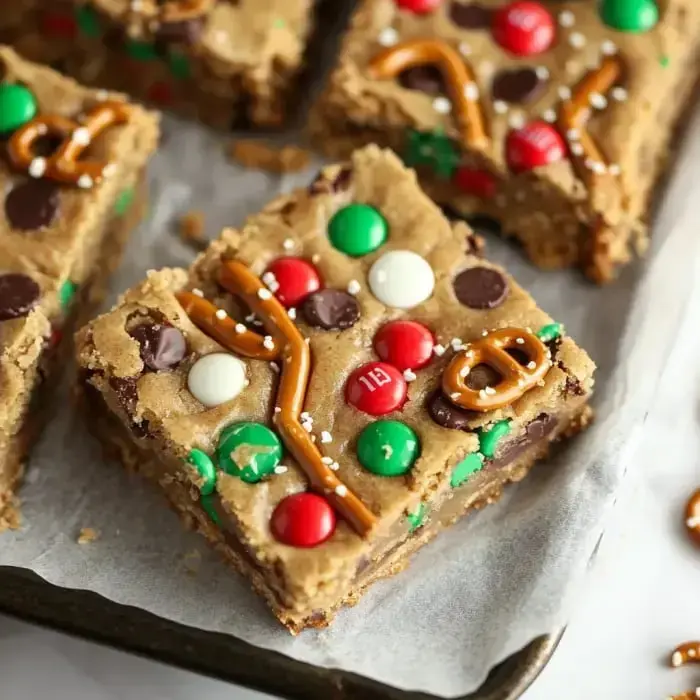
668, 692, 700, 700
7, 101, 131, 189
442, 328, 550, 412
672, 642, 700, 668
176, 263, 378, 537
557, 56, 624, 283
368, 39, 490, 152
685, 489, 700, 546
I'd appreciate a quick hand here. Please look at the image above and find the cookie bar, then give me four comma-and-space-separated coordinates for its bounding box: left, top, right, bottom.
310, 0, 700, 282
75, 145, 594, 632
4, 0, 319, 130
0, 46, 158, 526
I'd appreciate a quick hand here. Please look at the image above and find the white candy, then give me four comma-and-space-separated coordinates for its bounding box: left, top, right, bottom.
187, 353, 247, 408
368, 250, 435, 309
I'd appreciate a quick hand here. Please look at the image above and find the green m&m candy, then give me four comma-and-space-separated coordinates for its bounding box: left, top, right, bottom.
479, 419, 511, 459
357, 420, 420, 477
125, 40, 159, 61
216, 421, 282, 484
407, 502, 427, 533
536, 322, 563, 343
114, 187, 134, 217
0, 84, 37, 134
75, 5, 101, 37
450, 452, 484, 488
58, 280, 76, 311
328, 204, 388, 257
599, 0, 658, 33
187, 448, 216, 496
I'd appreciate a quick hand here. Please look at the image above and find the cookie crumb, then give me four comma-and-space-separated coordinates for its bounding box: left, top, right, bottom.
228, 140, 311, 174
0, 498, 21, 532
178, 210, 207, 251
183, 548, 202, 575
77, 527, 99, 544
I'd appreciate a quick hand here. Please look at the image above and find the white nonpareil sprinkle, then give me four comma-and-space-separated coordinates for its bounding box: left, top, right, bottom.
451, 338, 464, 351
589, 161, 607, 175
569, 32, 586, 49
320, 430, 332, 443
29, 158, 47, 178
689, 648, 698, 657
95, 89, 109, 101
600, 40, 618, 55
102, 163, 117, 177
570, 143, 584, 156
433, 96, 452, 114
671, 652, 683, 667
378, 27, 399, 47
403, 369, 417, 382
479, 389, 488, 399
347, 279, 361, 295
686, 516, 700, 528
508, 112, 525, 129
215, 309, 227, 320
302, 421, 313, 433
257, 288, 272, 300
608, 163, 621, 176
433, 344, 446, 357
481, 330, 489, 336
301, 411, 312, 421
288, 307, 297, 320
78, 174, 94, 189
566, 128, 580, 141
330, 461, 340, 471
263, 336, 275, 350
493, 100, 508, 115
589, 92, 607, 109
535, 66, 550, 80
321, 456, 333, 465
192, 288, 204, 297
558, 86, 572, 100
72, 127, 91, 146
484, 387, 496, 396
274, 406, 282, 413
458, 41, 471, 56
335, 485, 348, 497
515, 337, 525, 344
527, 361, 537, 370
270, 362, 280, 373
611, 86, 628, 102
235, 323, 246, 334
542, 109, 556, 123
464, 82, 479, 100
283, 238, 294, 250
558, 10, 575, 27
459, 366, 471, 378
274, 466, 288, 475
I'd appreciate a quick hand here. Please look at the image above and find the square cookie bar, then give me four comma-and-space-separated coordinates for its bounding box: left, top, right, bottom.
0, 46, 158, 527
4, 0, 319, 130
75, 145, 594, 632
310, 0, 700, 282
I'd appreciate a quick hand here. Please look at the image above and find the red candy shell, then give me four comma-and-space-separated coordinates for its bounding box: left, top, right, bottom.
395, 0, 443, 13
492, 1, 555, 57
453, 167, 498, 199
265, 257, 322, 309
505, 121, 566, 173
271, 493, 336, 548
374, 320, 435, 371
346, 361, 408, 416
41, 12, 78, 39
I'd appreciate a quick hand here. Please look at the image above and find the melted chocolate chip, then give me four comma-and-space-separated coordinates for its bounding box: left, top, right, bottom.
492, 68, 546, 104
0, 272, 41, 321
399, 65, 445, 95
428, 390, 477, 430
5, 180, 60, 230
453, 267, 509, 309
466, 364, 501, 391
449, 2, 493, 29
301, 289, 360, 330
109, 376, 138, 411
488, 414, 558, 469
564, 374, 586, 397
129, 323, 187, 371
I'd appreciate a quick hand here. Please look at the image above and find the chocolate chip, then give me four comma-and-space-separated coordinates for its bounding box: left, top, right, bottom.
399, 65, 445, 95
492, 68, 546, 104
453, 267, 509, 309
301, 289, 360, 330
129, 323, 187, 371
489, 414, 558, 469
465, 214, 502, 236
465, 364, 501, 390
5, 180, 60, 230
428, 390, 476, 430
155, 18, 204, 45
0, 272, 41, 321
449, 2, 493, 29
564, 374, 585, 397
109, 376, 138, 411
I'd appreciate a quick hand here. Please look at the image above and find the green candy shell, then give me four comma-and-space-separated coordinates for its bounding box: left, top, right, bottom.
216, 421, 282, 484
357, 420, 420, 477
450, 452, 484, 488
58, 280, 77, 311
125, 40, 159, 61
407, 502, 427, 532
75, 5, 101, 37
599, 0, 658, 33
0, 84, 37, 134
168, 51, 191, 80
536, 323, 563, 343
201, 493, 221, 525
328, 204, 388, 257
187, 449, 216, 496
479, 420, 511, 459
114, 187, 134, 217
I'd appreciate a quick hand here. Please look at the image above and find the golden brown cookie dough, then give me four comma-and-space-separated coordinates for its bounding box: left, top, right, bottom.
3, 0, 318, 130
310, 0, 700, 282
75, 145, 595, 633
0, 46, 158, 528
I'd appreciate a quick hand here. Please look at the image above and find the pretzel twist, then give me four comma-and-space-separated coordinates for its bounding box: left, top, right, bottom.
177, 262, 378, 537
442, 328, 550, 412
557, 56, 624, 283
368, 39, 490, 152
7, 101, 131, 188
685, 489, 700, 546
672, 642, 700, 668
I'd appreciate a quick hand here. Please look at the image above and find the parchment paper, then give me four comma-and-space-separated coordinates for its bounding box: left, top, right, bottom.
2, 106, 700, 697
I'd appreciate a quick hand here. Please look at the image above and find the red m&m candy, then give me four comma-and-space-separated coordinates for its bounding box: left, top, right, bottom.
270, 493, 336, 548
264, 257, 322, 309
492, 1, 555, 57
505, 121, 566, 173
395, 0, 443, 14
346, 361, 407, 416
374, 321, 434, 371
453, 167, 498, 199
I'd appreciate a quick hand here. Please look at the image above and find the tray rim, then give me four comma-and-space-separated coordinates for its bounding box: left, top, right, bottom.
0, 566, 562, 700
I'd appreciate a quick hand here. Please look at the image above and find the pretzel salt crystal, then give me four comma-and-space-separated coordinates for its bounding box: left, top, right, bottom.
7, 101, 131, 188
442, 328, 550, 412
368, 39, 490, 152
177, 263, 378, 537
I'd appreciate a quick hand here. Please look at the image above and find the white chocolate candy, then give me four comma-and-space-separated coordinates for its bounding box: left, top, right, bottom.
187, 353, 247, 407
368, 250, 435, 309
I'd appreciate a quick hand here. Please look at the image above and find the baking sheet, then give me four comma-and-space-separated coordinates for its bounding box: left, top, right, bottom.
2, 107, 700, 698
